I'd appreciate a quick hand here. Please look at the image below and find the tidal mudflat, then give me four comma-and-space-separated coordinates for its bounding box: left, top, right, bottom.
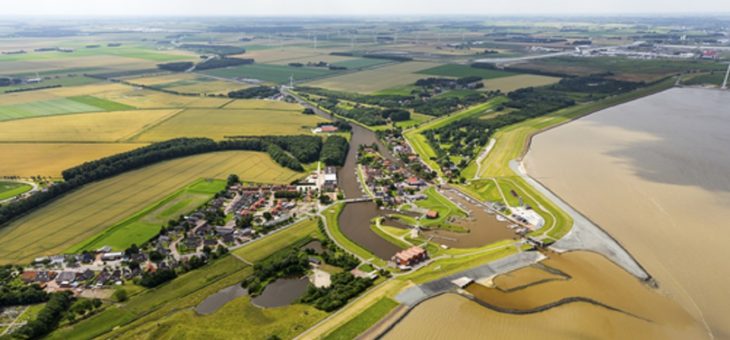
524, 87, 730, 337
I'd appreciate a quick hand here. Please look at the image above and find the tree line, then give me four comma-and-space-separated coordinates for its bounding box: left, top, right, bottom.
320, 136, 349, 166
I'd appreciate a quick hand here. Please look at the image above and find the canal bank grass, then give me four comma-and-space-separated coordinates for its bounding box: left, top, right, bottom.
457, 78, 677, 241
67, 179, 226, 253
323, 204, 388, 267
0, 151, 300, 265
324, 297, 399, 340
403, 98, 508, 175
415, 187, 467, 229
0, 181, 32, 200
232, 217, 322, 263
371, 222, 411, 250
48, 256, 251, 340
113, 295, 327, 339
399, 240, 518, 284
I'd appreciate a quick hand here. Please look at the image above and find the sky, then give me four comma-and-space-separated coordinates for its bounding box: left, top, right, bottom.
3, 0, 730, 16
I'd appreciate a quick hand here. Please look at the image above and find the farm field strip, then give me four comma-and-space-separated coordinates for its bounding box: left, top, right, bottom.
0, 143, 145, 178
0, 151, 301, 264
133, 107, 326, 141
68, 179, 227, 252
0, 109, 181, 142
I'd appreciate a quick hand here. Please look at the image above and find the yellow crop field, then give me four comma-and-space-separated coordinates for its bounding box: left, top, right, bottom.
0, 143, 144, 177
222, 99, 302, 110
0, 109, 181, 142
0, 151, 302, 264
482, 74, 561, 93
134, 107, 326, 141
305, 61, 439, 93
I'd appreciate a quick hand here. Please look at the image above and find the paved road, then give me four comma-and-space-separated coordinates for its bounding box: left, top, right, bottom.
0, 179, 39, 204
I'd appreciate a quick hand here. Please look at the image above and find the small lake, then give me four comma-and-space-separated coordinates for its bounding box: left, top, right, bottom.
195, 284, 247, 315
251, 277, 310, 308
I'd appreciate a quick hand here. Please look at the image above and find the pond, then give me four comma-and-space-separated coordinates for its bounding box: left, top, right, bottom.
251, 277, 310, 308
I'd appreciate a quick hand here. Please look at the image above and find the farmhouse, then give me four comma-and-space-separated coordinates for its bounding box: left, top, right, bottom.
425, 210, 439, 219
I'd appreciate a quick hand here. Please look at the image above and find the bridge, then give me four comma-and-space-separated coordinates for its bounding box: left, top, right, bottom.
343, 197, 374, 203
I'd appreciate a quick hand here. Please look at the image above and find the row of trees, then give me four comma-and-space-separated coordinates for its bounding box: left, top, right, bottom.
157, 61, 194, 72
320, 136, 349, 166
228, 86, 279, 99
195, 57, 254, 71
13, 291, 73, 339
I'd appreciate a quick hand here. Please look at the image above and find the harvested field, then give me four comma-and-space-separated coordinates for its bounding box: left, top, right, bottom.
0, 151, 301, 264
134, 107, 326, 141
0, 109, 180, 142
305, 61, 439, 94
482, 74, 561, 93
0, 143, 143, 177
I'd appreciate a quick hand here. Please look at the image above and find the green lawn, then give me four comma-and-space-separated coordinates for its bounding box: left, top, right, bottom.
232, 217, 322, 262
0, 181, 32, 200
49, 256, 250, 340
201, 63, 339, 84
68, 179, 226, 252
417, 64, 516, 79
324, 298, 398, 340
0, 46, 192, 63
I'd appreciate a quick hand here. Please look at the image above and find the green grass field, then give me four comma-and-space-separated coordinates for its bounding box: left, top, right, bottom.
67, 95, 135, 111
0, 181, 32, 200
324, 298, 398, 340
0, 95, 134, 121
0, 151, 302, 264
48, 256, 250, 340
232, 217, 322, 262
201, 63, 338, 83
417, 64, 516, 79
68, 179, 226, 252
